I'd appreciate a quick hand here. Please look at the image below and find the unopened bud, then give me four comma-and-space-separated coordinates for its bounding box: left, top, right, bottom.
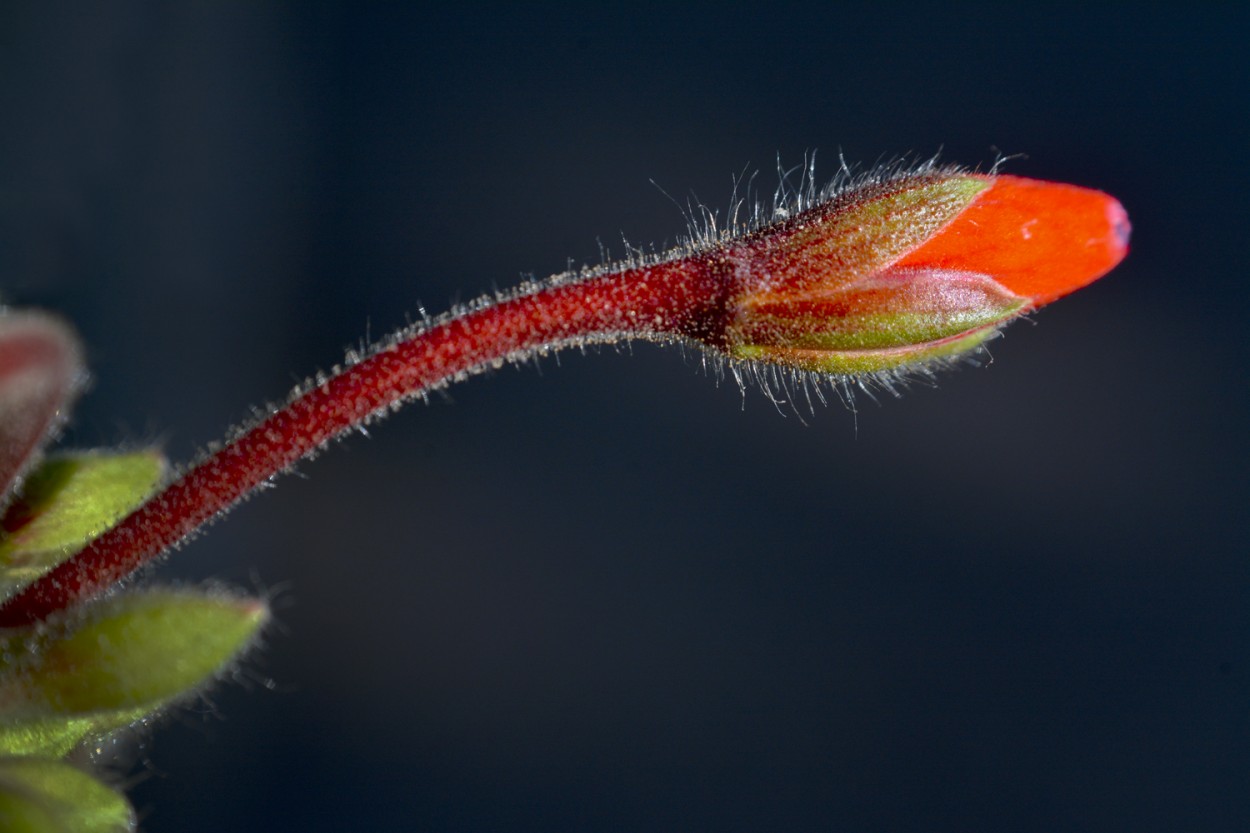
694, 170, 1129, 376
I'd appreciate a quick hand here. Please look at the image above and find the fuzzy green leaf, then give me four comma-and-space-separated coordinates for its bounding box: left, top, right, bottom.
0, 757, 133, 832
0, 451, 165, 603
0, 590, 267, 721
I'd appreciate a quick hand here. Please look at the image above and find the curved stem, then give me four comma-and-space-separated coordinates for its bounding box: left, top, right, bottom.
0, 170, 1131, 627
0, 260, 720, 626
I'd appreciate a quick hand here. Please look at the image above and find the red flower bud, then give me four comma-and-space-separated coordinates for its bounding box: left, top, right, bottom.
691, 170, 1129, 375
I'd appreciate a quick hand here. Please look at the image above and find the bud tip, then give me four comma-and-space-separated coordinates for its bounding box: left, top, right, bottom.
895, 175, 1130, 308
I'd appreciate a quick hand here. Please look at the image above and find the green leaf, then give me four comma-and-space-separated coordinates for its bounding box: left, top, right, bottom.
0, 589, 267, 720
0, 451, 166, 603
0, 757, 133, 832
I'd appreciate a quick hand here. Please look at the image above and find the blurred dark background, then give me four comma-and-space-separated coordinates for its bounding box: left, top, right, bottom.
1, 3, 1246, 831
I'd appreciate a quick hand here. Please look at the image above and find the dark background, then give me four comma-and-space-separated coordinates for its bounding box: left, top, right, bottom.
1, 3, 1246, 831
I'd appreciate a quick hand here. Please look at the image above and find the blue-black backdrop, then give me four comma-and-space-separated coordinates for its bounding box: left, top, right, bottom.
0, 4, 1246, 831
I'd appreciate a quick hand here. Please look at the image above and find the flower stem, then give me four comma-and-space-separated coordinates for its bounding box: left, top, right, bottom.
0, 260, 721, 626
0, 166, 1131, 626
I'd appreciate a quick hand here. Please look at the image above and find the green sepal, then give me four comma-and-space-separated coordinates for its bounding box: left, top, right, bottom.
728, 266, 1026, 375
0, 589, 267, 721
734, 323, 1006, 375
0, 708, 146, 759
750, 176, 990, 297
0, 451, 166, 603
0, 757, 133, 832
0, 788, 65, 833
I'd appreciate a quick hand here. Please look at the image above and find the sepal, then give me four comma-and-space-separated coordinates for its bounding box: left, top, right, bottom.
0, 451, 166, 603
0, 756, 133, 832
0, 590, 267, 723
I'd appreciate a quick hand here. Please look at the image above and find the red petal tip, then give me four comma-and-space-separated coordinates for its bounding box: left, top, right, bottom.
895, 175, 1130, 307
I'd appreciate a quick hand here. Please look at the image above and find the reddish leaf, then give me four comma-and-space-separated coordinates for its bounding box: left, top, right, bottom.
0, 314, 84, 509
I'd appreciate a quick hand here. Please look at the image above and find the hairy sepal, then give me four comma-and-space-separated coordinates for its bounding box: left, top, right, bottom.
0, 451, 166, 603
0, 590, 266, 727
0, 756, 133, 832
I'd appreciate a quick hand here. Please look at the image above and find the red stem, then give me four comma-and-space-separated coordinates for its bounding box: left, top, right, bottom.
0, 260, 722, 626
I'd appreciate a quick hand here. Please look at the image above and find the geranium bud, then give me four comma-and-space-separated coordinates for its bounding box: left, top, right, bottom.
703, 170, 1129, 375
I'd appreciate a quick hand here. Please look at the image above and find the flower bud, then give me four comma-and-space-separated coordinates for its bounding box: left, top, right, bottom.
709, 170, 1129, 375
